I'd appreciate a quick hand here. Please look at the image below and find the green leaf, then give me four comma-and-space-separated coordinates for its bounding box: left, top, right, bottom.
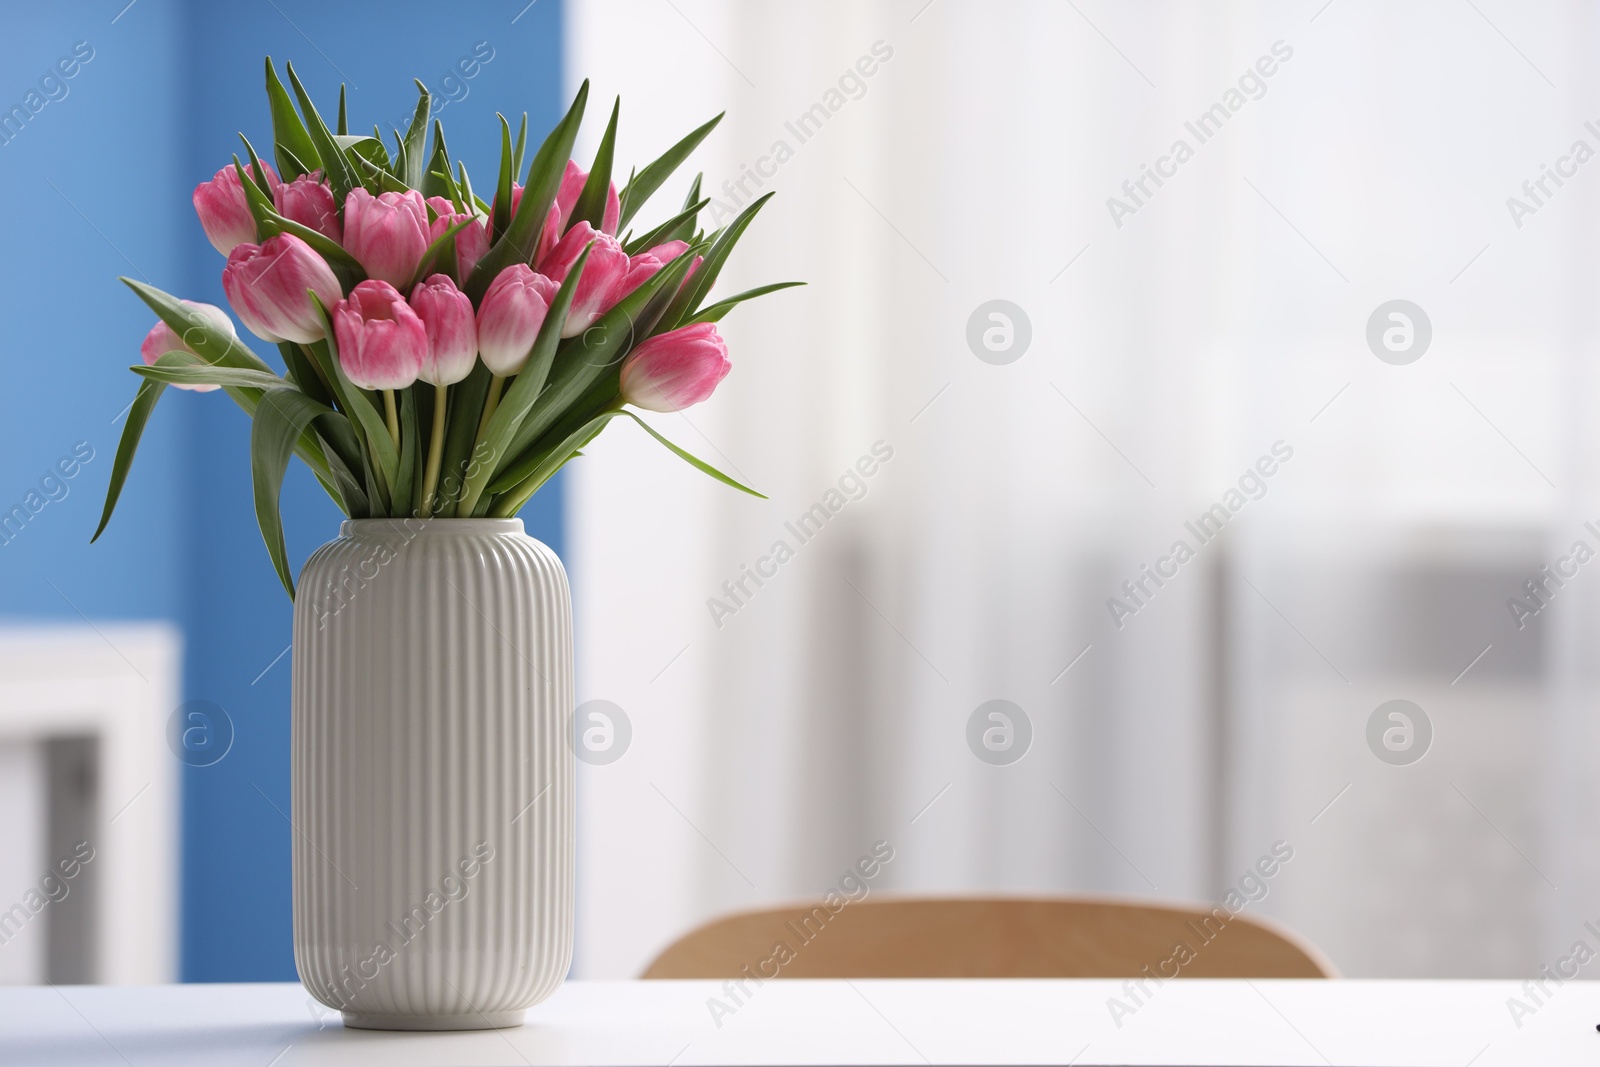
431, 360, 492, 516
659, 192, 774, 330
278, 341, 332, 406
278, 144, 315, 181
420, 120, 454, 201
572, 97, 619, 231
336, 84, 348, 135
686, 281, 806, 324
324, 422, 370, 516
456, 246, 591, 515
623, 411, 765, 497
339, 134, 407, 193
491, 114, 515, 243
252, 387, 335, 597
257, 205, 365, 276
511, 113, 528, 180
238, 135, 277, 198
121, 278, 274, 374
464, 80, 589, 302
403, 80, 431, 188
456, 161, 479, 217
391, 387, 419, 518
618, 112, 723, 229
391, 128, 407, 183
132, 362, 285, 390
91, 379, 167, 542
624, 198, 709, 256
265, 58, 319, 181
668, 173, 704, 244
285, 62, 359, 202
232, 155, 278, 241
336, 134, 389, 171
501, 239, 704, 465
488, 410, 620, 517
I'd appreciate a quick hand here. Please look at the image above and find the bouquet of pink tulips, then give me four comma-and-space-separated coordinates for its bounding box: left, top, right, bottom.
94, 61, 798, 596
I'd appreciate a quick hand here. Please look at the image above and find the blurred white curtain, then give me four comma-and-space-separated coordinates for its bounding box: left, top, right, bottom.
567, 0, 1600, 979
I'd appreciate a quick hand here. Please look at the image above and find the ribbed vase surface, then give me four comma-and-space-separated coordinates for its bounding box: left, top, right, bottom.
291, 518, 573, 1030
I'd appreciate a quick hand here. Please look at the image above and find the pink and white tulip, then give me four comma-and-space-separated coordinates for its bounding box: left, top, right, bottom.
193, 161, 279, 256
618, 239, 690, 298
344, 188, 431, 286
426, 196, 489, 280
274, 172, 341, 244
475, 265, 560, 375
221, 233, 343, 344
139, 300, 236, 393
536, 161, 622, 262
333, 280, 427, 391
538, 221, 631, 338
619, 323, 731, 412
408, 274, 477, 386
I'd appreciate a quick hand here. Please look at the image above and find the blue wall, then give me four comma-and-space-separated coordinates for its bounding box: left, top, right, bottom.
0, 0, 564, 982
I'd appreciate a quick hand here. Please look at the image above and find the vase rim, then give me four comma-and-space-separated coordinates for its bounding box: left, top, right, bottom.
339, 517, 526, 537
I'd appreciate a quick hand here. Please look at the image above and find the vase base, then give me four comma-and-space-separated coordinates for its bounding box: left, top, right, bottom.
341, 1010, 526, 1031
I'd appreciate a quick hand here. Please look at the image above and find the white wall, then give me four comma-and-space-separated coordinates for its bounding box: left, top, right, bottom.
568, 0, 1600, 978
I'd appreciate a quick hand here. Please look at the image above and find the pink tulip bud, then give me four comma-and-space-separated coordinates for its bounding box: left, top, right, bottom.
536, 200, 562, 266
556, 159, 620, 236
475, 265, 560, 376
343, 188, 431, 287
408, 274, 477, 386
535, 162, 622, 264
333, 280, 427, 391
221, 233, 343, 344
619, 323, 731, 412
193, 161, 279, 256
139, 300, 235, 393
538, 222, 631, 338
426, 196, 490, 280
274, 172, 341, 244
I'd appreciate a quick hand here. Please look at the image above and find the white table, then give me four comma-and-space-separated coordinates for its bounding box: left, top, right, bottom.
4, 979, 1597, 1065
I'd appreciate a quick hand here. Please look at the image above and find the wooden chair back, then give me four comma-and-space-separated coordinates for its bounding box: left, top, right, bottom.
642, 896, 1334, 979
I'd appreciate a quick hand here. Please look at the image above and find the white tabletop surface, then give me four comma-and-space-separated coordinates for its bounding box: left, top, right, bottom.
2, 978, 1597, 1066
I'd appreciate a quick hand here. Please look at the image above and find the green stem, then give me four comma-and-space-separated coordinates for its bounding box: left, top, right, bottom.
420, 384, 447, 518
383, 389, 401, 453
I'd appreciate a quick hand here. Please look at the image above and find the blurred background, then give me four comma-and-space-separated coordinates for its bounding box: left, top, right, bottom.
2, 0, 1597, 985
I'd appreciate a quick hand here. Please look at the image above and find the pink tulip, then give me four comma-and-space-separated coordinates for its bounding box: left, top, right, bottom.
193, 161, 279, 256
538, 222, 631, 338
139, 300, 236, 393
619, 323, 731, 412
333, 280, 427, 391
221, 233, 343, 344
408, 274, 477, 386
274, 172, 341, 244
426, 196, 490, 279
475, 265, 560, 375
344, 188, 431, 286
556, 159, 620, 235
618, 240, 690, 300
535, 161, 622, 263
535, 200, 562, 266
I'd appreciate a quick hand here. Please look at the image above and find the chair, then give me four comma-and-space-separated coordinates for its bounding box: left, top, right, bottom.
641, 896, 1335, 979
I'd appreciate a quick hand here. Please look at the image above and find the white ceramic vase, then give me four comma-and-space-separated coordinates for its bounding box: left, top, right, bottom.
291, 518, 574, 1030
